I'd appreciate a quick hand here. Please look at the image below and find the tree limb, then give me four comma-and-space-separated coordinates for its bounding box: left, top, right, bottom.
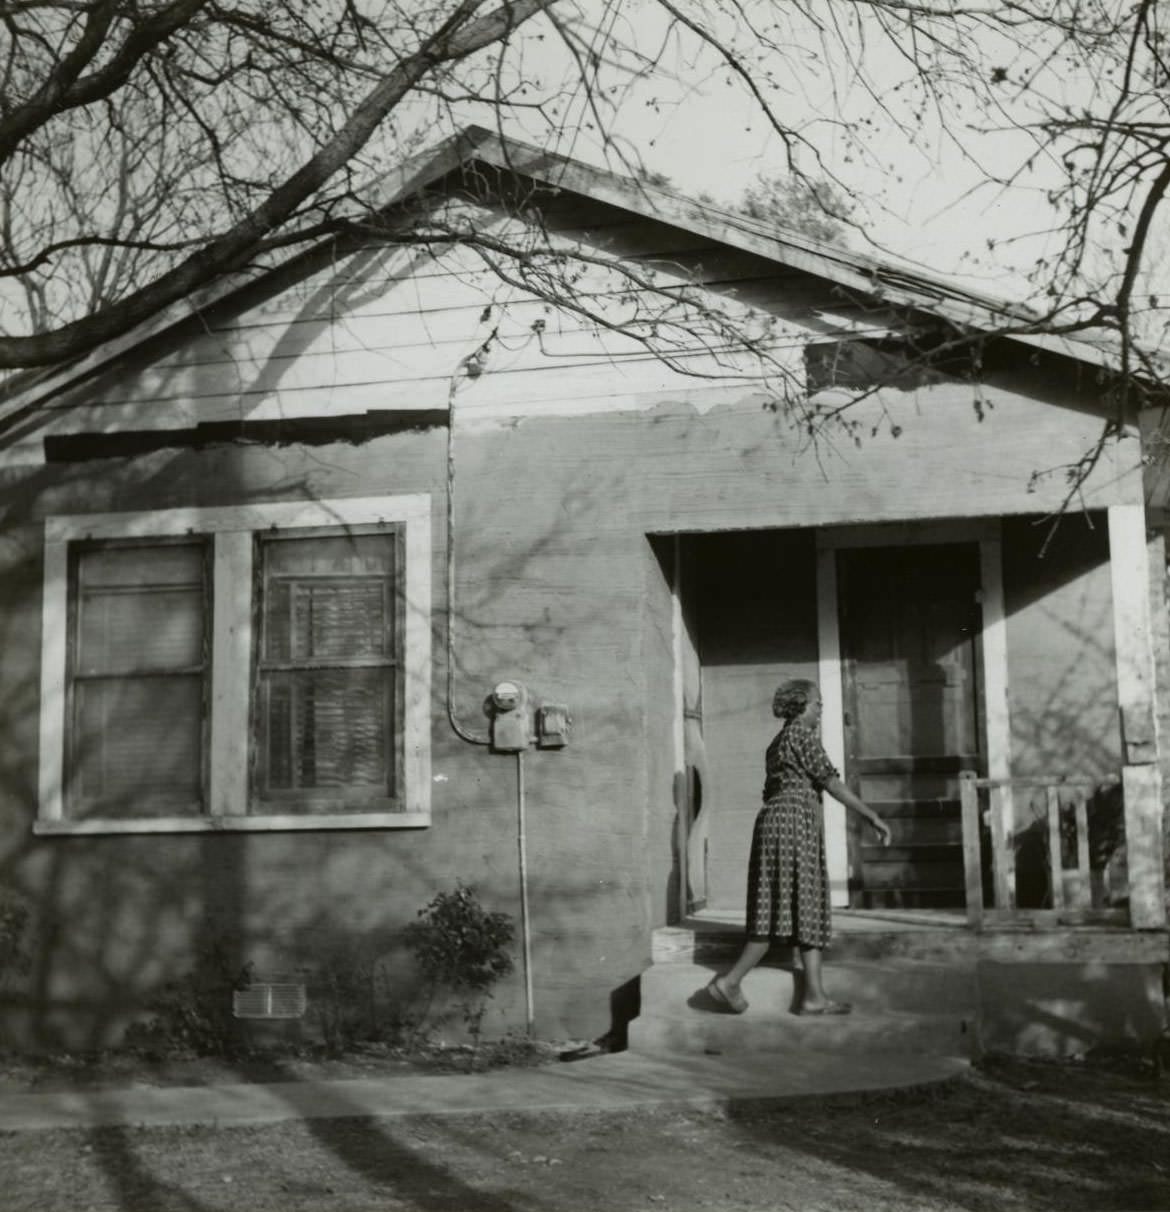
0, 0, 558, 367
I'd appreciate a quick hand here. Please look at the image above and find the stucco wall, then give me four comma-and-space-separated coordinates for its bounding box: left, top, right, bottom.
0, 423, 671, 1047
0, 391, 1145, 1048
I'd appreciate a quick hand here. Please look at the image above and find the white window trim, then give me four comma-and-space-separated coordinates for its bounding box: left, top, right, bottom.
36, 495, 431, 834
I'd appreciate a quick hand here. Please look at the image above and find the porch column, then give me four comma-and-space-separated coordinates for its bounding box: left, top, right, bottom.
1108, 504, 1167, 929
816, 547, 850, 907
979, 533, 1015, 908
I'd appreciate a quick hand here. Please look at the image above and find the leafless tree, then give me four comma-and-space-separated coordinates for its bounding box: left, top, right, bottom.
0, 0, 1165, 424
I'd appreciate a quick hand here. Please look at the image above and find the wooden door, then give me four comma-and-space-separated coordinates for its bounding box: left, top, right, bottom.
838, 544, 982, 909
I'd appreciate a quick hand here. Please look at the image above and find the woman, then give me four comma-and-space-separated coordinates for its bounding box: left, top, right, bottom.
708, 678, 891, 1016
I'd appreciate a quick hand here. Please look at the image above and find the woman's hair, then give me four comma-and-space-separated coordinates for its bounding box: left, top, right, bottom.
772, 678, 818, 721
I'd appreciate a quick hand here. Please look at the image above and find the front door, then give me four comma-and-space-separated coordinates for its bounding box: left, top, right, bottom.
838, 544, 983, 909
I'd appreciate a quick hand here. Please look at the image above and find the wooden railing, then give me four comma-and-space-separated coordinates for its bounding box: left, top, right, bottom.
959, 771, 1125, 927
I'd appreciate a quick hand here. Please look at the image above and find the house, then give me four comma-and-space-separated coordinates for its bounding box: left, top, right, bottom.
0, 126, 1167, 1056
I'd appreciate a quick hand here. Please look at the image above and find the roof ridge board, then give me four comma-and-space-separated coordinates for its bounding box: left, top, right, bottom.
461, 130, 1039, 316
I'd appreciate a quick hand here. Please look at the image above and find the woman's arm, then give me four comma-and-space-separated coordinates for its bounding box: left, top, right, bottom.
823, 776, 892, 846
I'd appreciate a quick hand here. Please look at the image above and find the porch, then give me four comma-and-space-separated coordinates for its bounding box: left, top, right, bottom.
663, 508, 1168, 930
636, 903, 1168, 1059
649, 506, 1169, 1056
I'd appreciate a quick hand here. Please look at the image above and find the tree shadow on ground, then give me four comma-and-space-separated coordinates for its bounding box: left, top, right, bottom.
76, 1103, 536, 1212
83, 1125, 214, 1212
726, 1057, 1170, 1212
275, 1114, 530, 1212
225, 1054, 538, 1212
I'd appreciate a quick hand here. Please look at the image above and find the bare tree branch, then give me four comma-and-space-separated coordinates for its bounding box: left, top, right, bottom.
0, 0, 558, 366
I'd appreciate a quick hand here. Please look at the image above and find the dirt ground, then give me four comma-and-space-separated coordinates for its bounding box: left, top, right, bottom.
0, 1037, 571, 1094
1, 1051, 1169, 1211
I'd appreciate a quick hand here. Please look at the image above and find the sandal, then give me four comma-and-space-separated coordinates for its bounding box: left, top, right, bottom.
706, 978, 749, 1014
796, 999, 852, 1016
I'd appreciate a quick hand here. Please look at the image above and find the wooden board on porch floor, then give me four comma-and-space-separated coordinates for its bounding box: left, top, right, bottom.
687, 906, 967, 932
656, 907, 1168, 966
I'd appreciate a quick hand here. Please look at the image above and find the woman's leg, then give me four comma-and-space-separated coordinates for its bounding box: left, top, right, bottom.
800, 945, 827, 1007
720, 940, 770, 993
799, 945, 851, 1013
710, 938, 770, 1011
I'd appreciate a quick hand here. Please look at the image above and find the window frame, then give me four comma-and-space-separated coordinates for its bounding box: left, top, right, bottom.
66, 533, 213, 819
37, 496, 431, 835
251, 523, 405, 812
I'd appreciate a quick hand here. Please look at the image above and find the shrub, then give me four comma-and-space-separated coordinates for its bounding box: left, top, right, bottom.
124, 933, 253, 1059
402, 882, 515, 1059
305, 939, 415, 1056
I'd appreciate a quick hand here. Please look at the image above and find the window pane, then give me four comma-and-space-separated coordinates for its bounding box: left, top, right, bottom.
263, 534, 395, 579
77, 544, 204, 674
78, 588, 204, 674
71, 676, 203, 816
267, 579, 388, 662
78, 545, 203, 588
261, 669, 392, 795
263, 534, 395, 663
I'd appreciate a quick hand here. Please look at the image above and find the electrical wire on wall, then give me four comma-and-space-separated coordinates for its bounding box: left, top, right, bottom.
516, 749, 534, 1037
444, 328, 536, 1033
444, 331, 498, 746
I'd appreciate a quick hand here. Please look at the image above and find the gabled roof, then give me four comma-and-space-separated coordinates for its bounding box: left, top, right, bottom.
0, 124, 1156, 433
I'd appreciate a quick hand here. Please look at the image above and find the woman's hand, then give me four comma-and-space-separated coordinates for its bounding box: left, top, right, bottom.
825, 778, 895, 848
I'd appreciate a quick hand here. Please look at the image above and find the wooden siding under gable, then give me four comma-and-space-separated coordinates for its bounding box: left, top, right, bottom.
5, 178, 1142, 520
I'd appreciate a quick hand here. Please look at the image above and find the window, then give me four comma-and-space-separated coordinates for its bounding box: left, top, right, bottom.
68, 540, 209, 818
37, 497, 430, 834
255, 529, 401, 809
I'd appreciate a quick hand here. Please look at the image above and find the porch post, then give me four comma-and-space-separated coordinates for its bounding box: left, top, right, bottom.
816, 546, 850, 907
979, 533, 1015, 909
670, 535, 688, 925
1108, 504, 1167, 929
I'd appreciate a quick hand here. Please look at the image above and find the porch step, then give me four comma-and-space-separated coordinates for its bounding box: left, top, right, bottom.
628, 962, 976, 1057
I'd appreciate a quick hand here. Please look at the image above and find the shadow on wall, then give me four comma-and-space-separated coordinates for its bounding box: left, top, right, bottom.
1011, 781, 1126, 910
0, 433, 650, 1056
1000, 513, 1129, 909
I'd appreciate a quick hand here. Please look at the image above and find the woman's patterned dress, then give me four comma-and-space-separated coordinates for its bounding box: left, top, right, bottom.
745, 717, 837, 947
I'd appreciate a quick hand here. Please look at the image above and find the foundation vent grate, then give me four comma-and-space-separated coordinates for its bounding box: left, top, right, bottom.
232, 981, 307, 1020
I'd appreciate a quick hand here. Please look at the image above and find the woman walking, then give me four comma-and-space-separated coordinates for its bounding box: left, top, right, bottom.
708, 678, 891, 1016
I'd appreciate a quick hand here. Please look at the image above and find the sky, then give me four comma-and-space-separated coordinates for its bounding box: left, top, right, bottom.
459, 0, 1165, 327
2, 0, 1165, 359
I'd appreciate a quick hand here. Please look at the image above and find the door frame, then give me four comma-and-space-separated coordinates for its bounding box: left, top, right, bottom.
815, 520, 1013, 908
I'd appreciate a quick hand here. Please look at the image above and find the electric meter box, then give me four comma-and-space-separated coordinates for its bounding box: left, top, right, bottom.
489, 681, 530, 753
536, 704, 571, 749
